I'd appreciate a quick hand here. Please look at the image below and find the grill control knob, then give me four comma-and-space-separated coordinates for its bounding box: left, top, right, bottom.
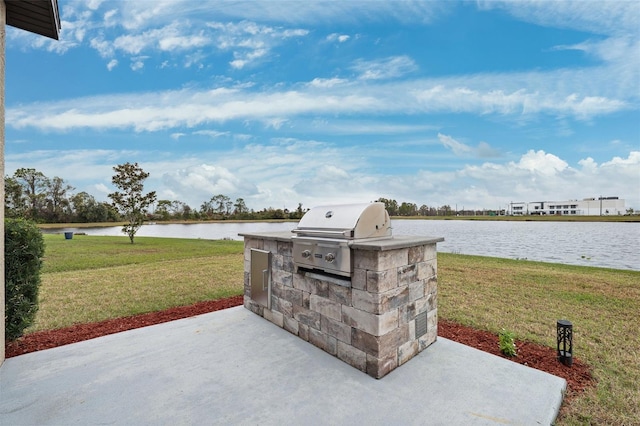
325, 253, 336, 263
301, 250, 311, 259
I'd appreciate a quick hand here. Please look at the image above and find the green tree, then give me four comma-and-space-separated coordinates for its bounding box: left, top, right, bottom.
398, 202, 417, 216
14, 168, 49, 220
108, 162, 157, 243
72, 192, 119, 223
4, 176, 27, 218
155, 199, 173, 220
376, 197, 398, 216
44, 176, 74, 222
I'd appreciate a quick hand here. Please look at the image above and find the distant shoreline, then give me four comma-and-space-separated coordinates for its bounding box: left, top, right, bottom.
36, 214, 639, 230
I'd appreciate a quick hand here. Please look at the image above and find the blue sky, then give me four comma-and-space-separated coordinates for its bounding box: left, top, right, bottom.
5, 1, 640, 212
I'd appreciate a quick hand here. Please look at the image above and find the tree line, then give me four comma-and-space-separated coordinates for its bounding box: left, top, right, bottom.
4, 167, 308, 224
5, 167, 484, 225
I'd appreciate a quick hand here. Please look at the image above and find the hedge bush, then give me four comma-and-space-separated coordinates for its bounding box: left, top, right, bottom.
5, 218, 45, 341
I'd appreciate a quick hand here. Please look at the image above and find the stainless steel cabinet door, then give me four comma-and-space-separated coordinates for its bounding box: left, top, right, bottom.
250, 249, 271, 308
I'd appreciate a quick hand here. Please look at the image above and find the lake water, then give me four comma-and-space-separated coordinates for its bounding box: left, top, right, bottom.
47, 220, 640, 271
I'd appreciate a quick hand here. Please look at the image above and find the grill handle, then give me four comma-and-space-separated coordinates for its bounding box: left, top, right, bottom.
291, 229, 351, 237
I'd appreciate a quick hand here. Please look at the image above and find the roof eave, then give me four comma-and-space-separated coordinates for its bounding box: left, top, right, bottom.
5, 0, 61, 40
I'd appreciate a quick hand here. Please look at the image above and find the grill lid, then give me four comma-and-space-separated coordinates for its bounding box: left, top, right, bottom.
293, 202, 391, 239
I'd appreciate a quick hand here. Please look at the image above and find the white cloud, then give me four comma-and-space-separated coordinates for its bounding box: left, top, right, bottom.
479, 1, 639, 36
7, 64, 633, 133
438, 133, 501, 158
193, 130, 230, 138
351, 56, 418, 80
106, 59, 118, 71
307, 78, 348, 88
6, 146, 639, 211
438, 133, 472, 156
326, 33, 350, 43
130, 58, 146, 71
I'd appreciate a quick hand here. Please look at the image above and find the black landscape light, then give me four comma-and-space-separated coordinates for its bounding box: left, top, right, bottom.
557, 319, 573, 367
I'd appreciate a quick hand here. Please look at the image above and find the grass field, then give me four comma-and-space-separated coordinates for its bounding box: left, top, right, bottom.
31, 234, 639, 424
32, 235, 244, 330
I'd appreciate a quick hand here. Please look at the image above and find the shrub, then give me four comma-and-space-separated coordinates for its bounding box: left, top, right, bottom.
498, 328, 517, 357
5, 218, 45, 341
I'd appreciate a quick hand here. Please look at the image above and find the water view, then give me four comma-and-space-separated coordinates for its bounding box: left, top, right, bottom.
46, 220, 640, 271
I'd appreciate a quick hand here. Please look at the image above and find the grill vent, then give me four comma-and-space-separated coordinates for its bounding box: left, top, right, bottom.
415, 311, 428, 339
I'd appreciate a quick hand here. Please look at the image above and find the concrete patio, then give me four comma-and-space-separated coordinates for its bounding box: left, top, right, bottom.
0, 306, 566, 425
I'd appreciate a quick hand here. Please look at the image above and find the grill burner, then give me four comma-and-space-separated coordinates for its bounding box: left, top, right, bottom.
292, 202, 391, 277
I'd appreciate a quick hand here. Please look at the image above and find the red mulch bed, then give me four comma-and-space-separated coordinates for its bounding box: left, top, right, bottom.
6, 296, 593, 403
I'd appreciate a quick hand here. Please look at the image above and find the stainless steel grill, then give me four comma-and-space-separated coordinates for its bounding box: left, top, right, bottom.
292, 202, 391, 277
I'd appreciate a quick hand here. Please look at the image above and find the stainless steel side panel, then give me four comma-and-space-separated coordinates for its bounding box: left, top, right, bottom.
250, 249, 271, 308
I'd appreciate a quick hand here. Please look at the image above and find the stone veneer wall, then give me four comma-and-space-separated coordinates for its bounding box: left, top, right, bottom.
242, 233, 441, 379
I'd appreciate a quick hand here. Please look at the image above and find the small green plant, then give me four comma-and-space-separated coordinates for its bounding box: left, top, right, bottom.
5, 218, 45, 340
498, 328, 517, 357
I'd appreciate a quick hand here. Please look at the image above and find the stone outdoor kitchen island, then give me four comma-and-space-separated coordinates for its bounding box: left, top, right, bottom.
240, 228, 443, 379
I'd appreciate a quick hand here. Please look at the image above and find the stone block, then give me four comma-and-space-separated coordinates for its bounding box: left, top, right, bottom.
351, 326, 406, 358
366, 352, 397, 379
264, 239, 278, 253
310, 294, 342, 322
428, 291, 437, 311
417, 259, 437, 281
245, 298, 264, 317
273, 268, 293, 288
277, 241, 292, 256
337, 341, 366, 372
271, 296, 293, 318
352, 286, 409, 315
293, 305, 321, 330
424, 243, 437, 261
243, 271, 251, 296
244, 238, 264, 258
399, 302, 416, 324
353, 250, 377, 270
351, 328, 379, 356
398, 263, 418, 286
264, 309, 284, 328
425, 275, 437, 295
414, 293, 432, 315
366, 269, 398, 293
293, 274, 329, 297
272, 282, 303, 306
398, 340, 419, 366
328, 283, 351, 305
409, 280, 425, 302
408, 245, 425, 264
282, 255, 294, 273
351, 268, 367, 290
283, 316, 299, 335
354, 248, 409, 271
309, 328, 337, 355
428, 308, 437, 329
351, 289, 378, 313
298, 323, 309, 341
321, 315, 351, 344
342, 306, 398, 336
419, 328, 437, 350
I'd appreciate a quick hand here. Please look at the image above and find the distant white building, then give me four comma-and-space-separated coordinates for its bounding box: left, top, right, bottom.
510, 197, 626, 216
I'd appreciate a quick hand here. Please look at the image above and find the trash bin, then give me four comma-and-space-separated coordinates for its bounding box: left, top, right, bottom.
64, 232, 73, 240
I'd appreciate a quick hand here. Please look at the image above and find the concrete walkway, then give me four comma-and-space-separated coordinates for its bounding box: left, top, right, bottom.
1, 306, 566, 425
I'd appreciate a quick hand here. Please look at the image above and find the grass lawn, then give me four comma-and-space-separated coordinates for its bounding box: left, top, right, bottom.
31, 235, 639, 424
32, 234, 244, 330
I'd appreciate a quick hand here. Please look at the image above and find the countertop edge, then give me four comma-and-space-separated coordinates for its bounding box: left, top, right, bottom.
238, 232, 444, 250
